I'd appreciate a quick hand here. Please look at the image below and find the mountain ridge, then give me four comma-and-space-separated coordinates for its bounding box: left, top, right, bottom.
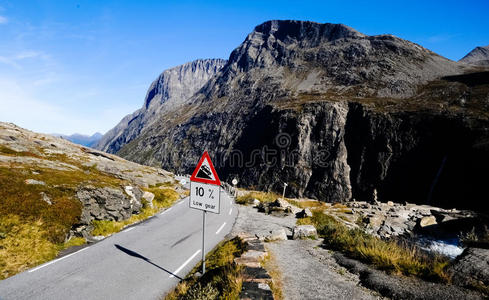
108, 20, 488, 210
52, 132, 103, 147
95, 58, 227, 153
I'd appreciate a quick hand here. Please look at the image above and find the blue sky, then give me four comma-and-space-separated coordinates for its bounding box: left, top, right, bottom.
0, 0, 488, 135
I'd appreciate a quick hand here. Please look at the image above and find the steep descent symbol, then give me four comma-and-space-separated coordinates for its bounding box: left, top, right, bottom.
190, 151, 221, 185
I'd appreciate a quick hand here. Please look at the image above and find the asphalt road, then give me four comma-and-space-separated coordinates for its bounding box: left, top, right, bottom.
0, 186, 237, 300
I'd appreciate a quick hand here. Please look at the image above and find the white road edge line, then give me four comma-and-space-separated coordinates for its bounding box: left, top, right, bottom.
216, 222, 226, 235
122, 227, 135, 233
229, 208, 232, 215
177, 200, 184, 205
28, 247, 89, 273
169, 249, 202, 278
160, 207, 172, 215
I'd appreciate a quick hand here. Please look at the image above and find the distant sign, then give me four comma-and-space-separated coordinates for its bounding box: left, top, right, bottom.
189, 151, 221, 214
232, 178, 238, 186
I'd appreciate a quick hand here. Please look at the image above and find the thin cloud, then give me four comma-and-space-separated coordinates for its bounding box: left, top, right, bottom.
0, 16, 7, 24
426, 34, 457, 43
0, 50, 50, 69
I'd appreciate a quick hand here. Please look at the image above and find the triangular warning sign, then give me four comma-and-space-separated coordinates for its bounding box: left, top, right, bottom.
190, 151, 221, 185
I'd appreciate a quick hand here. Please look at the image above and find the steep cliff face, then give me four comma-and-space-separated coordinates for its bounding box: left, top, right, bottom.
115, 20, 489, 210
95, 59, 227, 153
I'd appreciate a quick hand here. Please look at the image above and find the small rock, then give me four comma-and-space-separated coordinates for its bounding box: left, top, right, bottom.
387, 201, 394, 206
142, 191, 155, 208
258, 283, 272, 291
271, 198, 289, 208
25, 179, 45, 185
265, 228, 287, 242
418, 216, 437, 227
252, 198, 261, 207
296, 208, 313, 218
39, 192, 52, 205
292, 225, 318, 240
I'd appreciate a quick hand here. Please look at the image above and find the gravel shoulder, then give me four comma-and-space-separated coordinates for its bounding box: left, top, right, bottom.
231, 204, 383, 300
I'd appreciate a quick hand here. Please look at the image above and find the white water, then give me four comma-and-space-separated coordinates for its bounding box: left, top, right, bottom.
416, 236, 465, 259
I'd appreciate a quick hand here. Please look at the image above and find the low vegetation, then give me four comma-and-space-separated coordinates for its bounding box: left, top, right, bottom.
236, 190, 281, 205
165, 237, 245, 300
261, 252, 284, 300
92, 188, 180, 236
309, 211, 451, 283
0, 151, 179, 278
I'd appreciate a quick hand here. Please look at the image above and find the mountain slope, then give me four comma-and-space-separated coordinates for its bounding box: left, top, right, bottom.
0, 122, 179, 278
116, 20, 489, 211
459, 45, 489, 66
95, 59, 227, 153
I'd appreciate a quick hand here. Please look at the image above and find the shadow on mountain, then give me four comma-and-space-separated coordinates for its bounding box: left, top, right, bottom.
114, 244, 181, 279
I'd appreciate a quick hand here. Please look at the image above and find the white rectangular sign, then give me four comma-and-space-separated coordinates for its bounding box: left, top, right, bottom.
190, 181, 220, 214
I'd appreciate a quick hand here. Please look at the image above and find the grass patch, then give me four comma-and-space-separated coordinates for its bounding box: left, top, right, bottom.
310, 211, 451, 283
236, 191, 281, 205
296, 217, 313, 226
59, 237, 86, 249
165, 237, 245, 300
288, 199, 328, 209
91, 188, 180, 236
261, 252, 284, 300
0, 215, 59, 279
0, 145, 42, 158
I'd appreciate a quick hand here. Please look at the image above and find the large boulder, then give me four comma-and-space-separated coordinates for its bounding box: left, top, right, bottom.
264, 228, 288, 242
451, 247, 489, 288
292, 225, 318, 240
76, 185, 143, 225
418, 215, 437, 228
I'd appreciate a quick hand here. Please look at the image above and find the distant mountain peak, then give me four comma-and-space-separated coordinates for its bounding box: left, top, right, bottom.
52, 132, 103, 148
95, 58, 227, 153
459, 45, 489, 66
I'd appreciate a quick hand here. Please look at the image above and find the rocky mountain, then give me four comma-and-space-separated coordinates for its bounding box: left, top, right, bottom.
459, 45, 489, 66
52, 132, 102, 147
95, 59, 227, 153
110, 20, 488, 211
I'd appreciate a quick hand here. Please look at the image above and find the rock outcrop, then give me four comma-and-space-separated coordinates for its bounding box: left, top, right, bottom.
110, 20, 488, 211
95, 59, 227, 154
459, 45, 489, 66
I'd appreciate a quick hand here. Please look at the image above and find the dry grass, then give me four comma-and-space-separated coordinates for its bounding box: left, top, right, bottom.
287, 199, 329, 210
0, 156, 177, 278
165, 237, 245, 300
0, 215, 58, 279
261, 252, 284, 300
310, 211, 451, 283
236, 190, 281, 205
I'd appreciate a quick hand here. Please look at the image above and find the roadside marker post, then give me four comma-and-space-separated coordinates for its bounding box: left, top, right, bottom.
189, 151, 221, 275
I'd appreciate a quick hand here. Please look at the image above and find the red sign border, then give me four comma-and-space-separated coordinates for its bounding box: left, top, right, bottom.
190, 151, 221, 186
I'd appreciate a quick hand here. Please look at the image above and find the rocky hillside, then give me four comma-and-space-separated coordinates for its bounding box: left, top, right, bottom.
460, 45, 489, 66
0, 122, 180, 278
112, 20, 488, 211
95, 58, 227, 154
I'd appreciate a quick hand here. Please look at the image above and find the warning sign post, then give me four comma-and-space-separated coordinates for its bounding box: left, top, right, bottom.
189, 151, 221, 275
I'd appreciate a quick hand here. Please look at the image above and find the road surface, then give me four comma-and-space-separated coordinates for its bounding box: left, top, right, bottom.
0, 187, 237, 300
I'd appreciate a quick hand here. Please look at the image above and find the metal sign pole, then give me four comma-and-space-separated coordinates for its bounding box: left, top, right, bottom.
202, 210, 206, 274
